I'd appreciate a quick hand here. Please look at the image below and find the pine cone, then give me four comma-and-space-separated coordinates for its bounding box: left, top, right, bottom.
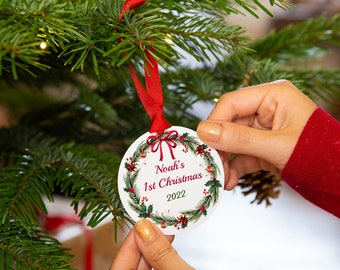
237, 170, 281, 206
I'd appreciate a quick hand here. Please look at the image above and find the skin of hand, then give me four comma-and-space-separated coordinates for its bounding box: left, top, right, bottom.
196, 80, 317, 190
110, 219, 194, 270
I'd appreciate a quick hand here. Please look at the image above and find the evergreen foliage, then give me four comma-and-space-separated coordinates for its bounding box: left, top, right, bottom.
0, 0, 339, 268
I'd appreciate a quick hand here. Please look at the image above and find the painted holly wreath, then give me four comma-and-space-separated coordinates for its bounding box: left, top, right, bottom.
122, 129, 223, 231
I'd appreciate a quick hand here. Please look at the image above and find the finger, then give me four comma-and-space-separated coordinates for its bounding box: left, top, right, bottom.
136, 257, 151, 270
134, 219, 194, 270
208, 80, 287, 122
110, 229, 141, 270
197, 120, 284, 163
209, 80, 317, 130
225, 154, 280, 190
215, 150, 233, 189
136, 235, 174, 270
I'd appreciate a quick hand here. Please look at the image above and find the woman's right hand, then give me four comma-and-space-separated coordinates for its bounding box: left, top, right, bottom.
197, 80, 317, 190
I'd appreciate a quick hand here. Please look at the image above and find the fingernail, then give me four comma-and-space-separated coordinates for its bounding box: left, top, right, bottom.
197, 121, 222, 143
135, 219, 157, 242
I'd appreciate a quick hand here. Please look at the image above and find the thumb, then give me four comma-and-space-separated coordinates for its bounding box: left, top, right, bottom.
197, 120, 289, 168
134, 219, 194, 270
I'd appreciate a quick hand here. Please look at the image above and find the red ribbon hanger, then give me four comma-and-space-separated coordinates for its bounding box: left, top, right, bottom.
119, 0, 146, 21
119, 0, 172, 135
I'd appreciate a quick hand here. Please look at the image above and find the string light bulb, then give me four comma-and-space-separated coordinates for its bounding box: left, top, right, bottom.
164, 34, 173, 45
39, 41, 48, 50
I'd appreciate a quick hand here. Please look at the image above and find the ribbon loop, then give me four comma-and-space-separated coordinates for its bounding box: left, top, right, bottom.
120, 0, 146, 21
147, 130, 178, 161
119, 0, 172, 135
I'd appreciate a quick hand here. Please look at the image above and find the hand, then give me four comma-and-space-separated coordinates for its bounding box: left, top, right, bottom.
196, 80, 317, 190
110, 219, 194, 270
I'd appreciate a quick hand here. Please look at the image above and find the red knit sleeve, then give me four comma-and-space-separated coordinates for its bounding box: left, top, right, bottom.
282, 108, 340, 218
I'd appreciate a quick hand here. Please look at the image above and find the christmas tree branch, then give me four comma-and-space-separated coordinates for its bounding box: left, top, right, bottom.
250, 14, 340, 63
0, 222, 73, 270
0, 1, 339, 268
151, 0, 291, 18
293, 69, 340, 105
0, 126, 128, 228
0, 0, 291, 78
164, 16, 251, 63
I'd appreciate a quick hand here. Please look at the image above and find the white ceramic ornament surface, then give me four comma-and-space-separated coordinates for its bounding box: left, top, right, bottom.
118, 126, 224, 235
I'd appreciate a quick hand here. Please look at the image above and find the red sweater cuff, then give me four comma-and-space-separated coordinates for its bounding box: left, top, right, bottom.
282, 108, 340, 218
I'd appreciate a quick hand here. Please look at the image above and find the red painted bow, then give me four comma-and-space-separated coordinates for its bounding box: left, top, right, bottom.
147, 130, 178, 161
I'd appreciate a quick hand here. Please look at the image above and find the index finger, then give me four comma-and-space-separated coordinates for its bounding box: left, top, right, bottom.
208, 80, 285, 122
134, 220, 193, 270
109, 229, 142, 270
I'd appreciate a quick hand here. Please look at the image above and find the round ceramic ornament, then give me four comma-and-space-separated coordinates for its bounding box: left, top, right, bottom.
118, 126, 224, 235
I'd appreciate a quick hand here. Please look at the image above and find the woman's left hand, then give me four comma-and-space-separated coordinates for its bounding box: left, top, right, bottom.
110, 219, 194, 270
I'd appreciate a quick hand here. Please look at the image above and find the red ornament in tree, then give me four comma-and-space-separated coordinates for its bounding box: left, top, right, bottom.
140, 151, 147, 158
161, 221, 167, 228
206, 165, 214, 173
